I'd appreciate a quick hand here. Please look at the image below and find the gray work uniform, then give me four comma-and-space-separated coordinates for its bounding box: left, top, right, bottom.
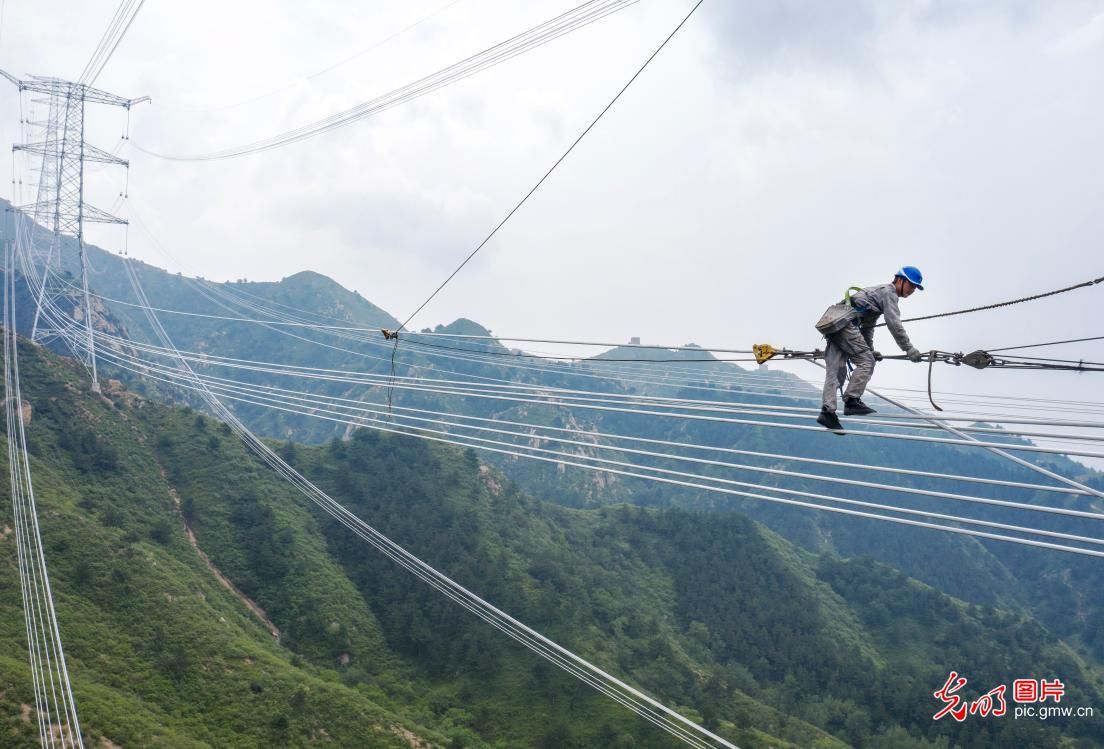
822, 283, 914, 411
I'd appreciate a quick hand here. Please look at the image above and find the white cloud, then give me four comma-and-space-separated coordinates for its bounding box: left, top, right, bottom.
1050, 8, 1104, 56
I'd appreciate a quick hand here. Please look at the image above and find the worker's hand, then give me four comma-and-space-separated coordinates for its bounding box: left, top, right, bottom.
907, 347, 923, 363
872, 350, 884, 361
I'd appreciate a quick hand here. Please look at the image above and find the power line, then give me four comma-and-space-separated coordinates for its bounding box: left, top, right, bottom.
5, 237, 86, 748
401, 336, 753, 362
133, 0, 642, 161
90, 333, 1104, 440
38, 254, 1099, 539
99, 354, 1104, 518
88, 347, 1104, 559
79, 0, 148, 85
812, 360, 1104, 501
107, 360, 1104, 502
89, 343, 1104, 558
84, 321, 1104, 462
404, 337, 1104, 372
390, 328, 753, 354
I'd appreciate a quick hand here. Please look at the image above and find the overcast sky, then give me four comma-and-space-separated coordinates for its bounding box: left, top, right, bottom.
2, 0, 1103, 457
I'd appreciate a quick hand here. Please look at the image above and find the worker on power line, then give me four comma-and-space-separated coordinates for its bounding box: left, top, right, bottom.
815, 267, 925, 432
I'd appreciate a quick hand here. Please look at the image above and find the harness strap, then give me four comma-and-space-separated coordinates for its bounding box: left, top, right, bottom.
843, 286, 869, 327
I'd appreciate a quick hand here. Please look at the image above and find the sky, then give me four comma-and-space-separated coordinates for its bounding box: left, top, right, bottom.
1, 0, 1103, 461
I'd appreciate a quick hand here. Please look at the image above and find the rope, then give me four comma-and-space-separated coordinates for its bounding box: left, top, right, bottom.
397, 0, 707, 333
987, 334, 1104, 353
888, 274, 1104, 325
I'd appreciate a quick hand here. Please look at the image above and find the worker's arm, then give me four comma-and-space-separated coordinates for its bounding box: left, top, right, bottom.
878, 287, 915, 352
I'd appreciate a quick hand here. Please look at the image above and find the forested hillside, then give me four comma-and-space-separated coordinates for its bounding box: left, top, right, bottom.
3, 337, 1104, 747
5, 214, 1100, 677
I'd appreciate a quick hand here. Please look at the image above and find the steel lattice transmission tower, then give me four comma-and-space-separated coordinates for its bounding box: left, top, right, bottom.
2, 70, 147, 392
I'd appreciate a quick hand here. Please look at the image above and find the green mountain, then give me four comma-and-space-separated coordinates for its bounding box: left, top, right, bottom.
3, 336, 1104, 747
5, 203, 1104, 747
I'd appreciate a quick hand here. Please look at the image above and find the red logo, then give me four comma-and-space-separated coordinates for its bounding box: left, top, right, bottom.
969, 685, 1007, 718
1040, 679, 1065, 704
1013, 679, 1038, 703
934, 672, 969, 722
934, 673, 1065, 720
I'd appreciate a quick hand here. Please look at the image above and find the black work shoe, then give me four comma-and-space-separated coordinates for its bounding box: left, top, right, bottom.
817, 407, 844, 433
843, 397, 876, 416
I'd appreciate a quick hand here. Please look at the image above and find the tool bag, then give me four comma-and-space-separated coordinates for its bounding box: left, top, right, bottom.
814, 286, 863, 336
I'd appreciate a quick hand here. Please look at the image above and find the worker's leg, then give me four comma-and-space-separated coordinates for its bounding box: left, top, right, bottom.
822, 337, 846, 411
839, 325, 876, 401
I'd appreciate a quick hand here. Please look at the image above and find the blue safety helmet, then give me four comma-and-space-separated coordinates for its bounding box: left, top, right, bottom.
895, 266, 924, 290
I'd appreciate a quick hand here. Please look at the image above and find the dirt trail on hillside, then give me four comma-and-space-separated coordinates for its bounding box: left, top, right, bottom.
159, 467, 281, 644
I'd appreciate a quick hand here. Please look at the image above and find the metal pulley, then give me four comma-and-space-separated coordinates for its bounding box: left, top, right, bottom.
960, 350, 995, 369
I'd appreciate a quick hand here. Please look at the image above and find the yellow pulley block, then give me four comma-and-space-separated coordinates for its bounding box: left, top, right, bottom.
753, 344, 778, 365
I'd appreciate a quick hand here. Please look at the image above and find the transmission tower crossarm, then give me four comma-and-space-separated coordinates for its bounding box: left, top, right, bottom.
14, 201, 128, 225
1, 69, 146, 108
81, 203, 129, 225
16, 140, 129, 166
